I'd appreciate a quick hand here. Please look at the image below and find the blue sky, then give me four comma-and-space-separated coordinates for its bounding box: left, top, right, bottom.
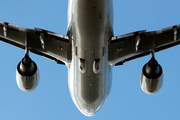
0, 0, 180, 120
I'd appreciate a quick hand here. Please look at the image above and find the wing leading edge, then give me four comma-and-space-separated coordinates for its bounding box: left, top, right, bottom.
0, 21, 71, 65
109, 24, 180, 66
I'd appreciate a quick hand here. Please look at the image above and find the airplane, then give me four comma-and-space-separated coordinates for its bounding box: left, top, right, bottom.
0, 0, 180, 117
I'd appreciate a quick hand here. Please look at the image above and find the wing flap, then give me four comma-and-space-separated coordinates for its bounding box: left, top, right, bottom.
0, 24, 26, 49
109, 24, 180, 66
0, 21, 71, 65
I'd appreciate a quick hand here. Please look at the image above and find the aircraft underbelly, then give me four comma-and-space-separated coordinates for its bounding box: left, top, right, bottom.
68, 0, 113, 116
73, 0, 109, 49
68, 46, 112, 116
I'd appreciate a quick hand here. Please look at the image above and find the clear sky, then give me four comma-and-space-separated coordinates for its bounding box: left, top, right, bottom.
0, 0, 180, 120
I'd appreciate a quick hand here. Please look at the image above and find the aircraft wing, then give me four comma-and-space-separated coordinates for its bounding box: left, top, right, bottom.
0, 21, 71, 65
108, 24, 180, 66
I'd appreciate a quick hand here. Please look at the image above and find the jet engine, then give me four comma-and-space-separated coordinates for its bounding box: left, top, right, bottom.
140, 56, 163, 94
16, 54, 39, 92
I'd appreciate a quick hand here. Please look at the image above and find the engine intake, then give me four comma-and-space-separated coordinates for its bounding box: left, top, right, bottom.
140, 57, 163, 94
16, 54, 39, 92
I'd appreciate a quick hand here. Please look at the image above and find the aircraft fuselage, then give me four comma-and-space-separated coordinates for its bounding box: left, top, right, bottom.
67, 0, 113, 116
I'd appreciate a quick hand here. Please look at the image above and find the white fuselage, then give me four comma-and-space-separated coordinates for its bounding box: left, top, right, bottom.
67, 0, 113, 116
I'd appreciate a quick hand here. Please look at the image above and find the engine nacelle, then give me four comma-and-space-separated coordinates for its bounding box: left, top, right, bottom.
16, 55, 39, 92
140, 57, 163, 94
